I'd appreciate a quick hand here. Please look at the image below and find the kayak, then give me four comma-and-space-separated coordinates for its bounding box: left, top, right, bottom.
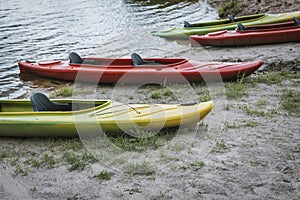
18, 52, 263, 83
190, 17, 300, 47
152, 11, 300, 39
0, 93, 214, 137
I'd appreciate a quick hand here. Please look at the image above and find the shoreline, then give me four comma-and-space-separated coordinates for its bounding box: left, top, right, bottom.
208, 0, 300, 17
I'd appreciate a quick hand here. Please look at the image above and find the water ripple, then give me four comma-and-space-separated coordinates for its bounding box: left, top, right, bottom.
0, 0, 217, 98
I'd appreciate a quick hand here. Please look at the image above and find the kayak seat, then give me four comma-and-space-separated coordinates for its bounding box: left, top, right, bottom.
131, 53, 162, 66
30, 93, 72, 112
184, 21, 191, 28
69, 52, 83, 64
69, 52, 101, 65
293, 17, 300, 26
237, 23, 246, 30
228, 14, 235, 23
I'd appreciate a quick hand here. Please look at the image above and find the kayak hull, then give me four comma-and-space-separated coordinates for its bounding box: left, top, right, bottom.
153, 11, 300, 39
190, 22, 300, 47
0, 99, 214, 137
18, 58, 263, 83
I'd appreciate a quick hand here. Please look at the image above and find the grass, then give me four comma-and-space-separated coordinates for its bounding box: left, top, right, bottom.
225, 77, 249, 100
212, 140, 228, 153
50, 86, 73, 98
224, 118, 260, 129
42, 153, 56, 169
63, 151, 96, 171
224, 120, 241, 130
149, 86, 176, 100
198, 89, 211, 102
256, 99, 268, 108
218, 0, 241, 18
254, 70, 300, 85
94, 170, 114, 181
108, 128, 176, 152
159, 150, 180, 163
14, 164, 28, 176
242, 119, 260, 128
180, 160, 205, 171
24, 158, 41, 168
281, 89, 300, 117
0, 151, 7, 161
240, 104, 277, 117
124, 160, 156, 176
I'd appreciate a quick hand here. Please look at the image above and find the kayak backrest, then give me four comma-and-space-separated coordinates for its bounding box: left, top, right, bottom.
184, 21, 191, 28
237, 23, 246, 30
293, 17, 300, 26
30, 93, 72, 112
69, 52, 83, 64
228, 14, 235, 23
131, 53, 162, 66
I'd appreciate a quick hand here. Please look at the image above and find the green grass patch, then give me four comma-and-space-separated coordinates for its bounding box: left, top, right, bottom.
24, 158, 41, 168
14, 165, 28, 176
0, 151, 7, 161
224, 120, 241, 129
212, 140, 228, 153
242, 119, 260, 128
61, 138, 84, 151
180, 161, 205, 171
108, 128, 176, 152
42, 153, 56, 169
256, 99, 268, 108
240, 104, 277, 117
50, 86, 73, 98
149, 87, 176, 100
218, 0, 241, 18
281, 89, 300, 117
63, 151, 96, 171
197, 88, 211, 102
124, 160, 156, 176
225, 78, 249, 100
254, 70, 300, 85
94, 170, 114, 181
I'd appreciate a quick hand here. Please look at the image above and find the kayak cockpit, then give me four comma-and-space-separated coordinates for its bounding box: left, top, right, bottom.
236, 16, 300, 31
183, 13, 266, 27
68, 52, 188, 68
0, 94, 109, 113
30, 93, 72, 111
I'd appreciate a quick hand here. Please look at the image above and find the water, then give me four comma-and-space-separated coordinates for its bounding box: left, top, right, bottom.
0, 0, 217, 98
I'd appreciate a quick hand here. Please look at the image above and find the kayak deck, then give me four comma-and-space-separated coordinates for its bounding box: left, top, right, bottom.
0, 93, 214, 137
18, 53, 263, 83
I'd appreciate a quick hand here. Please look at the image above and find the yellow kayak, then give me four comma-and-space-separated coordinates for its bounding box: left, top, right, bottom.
0, 93, 214, 137
153, 11, 300, 39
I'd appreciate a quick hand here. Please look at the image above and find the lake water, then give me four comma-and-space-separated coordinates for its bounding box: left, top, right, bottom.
0, 0, 217, 98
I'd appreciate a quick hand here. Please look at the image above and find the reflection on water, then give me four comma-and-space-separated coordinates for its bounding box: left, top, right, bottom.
0, 0, 217, 98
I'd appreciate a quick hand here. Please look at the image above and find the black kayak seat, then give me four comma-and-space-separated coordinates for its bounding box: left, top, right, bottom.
30, 93, 72, 112
237, 23, 246, 30
293, 16, 300, 26
184, 21, 191, 28
131, 53, 162, 66
68, 52, 101, 65
228, 14, 235, 23
69, 52, 83, 64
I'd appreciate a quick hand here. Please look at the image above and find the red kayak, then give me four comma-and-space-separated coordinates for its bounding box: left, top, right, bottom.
18, 53, 263, 83
190, 17, 300, 47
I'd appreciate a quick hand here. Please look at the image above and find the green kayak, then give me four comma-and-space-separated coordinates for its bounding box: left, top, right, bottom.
0, 93, 214, 137
152, 11, 300, 39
